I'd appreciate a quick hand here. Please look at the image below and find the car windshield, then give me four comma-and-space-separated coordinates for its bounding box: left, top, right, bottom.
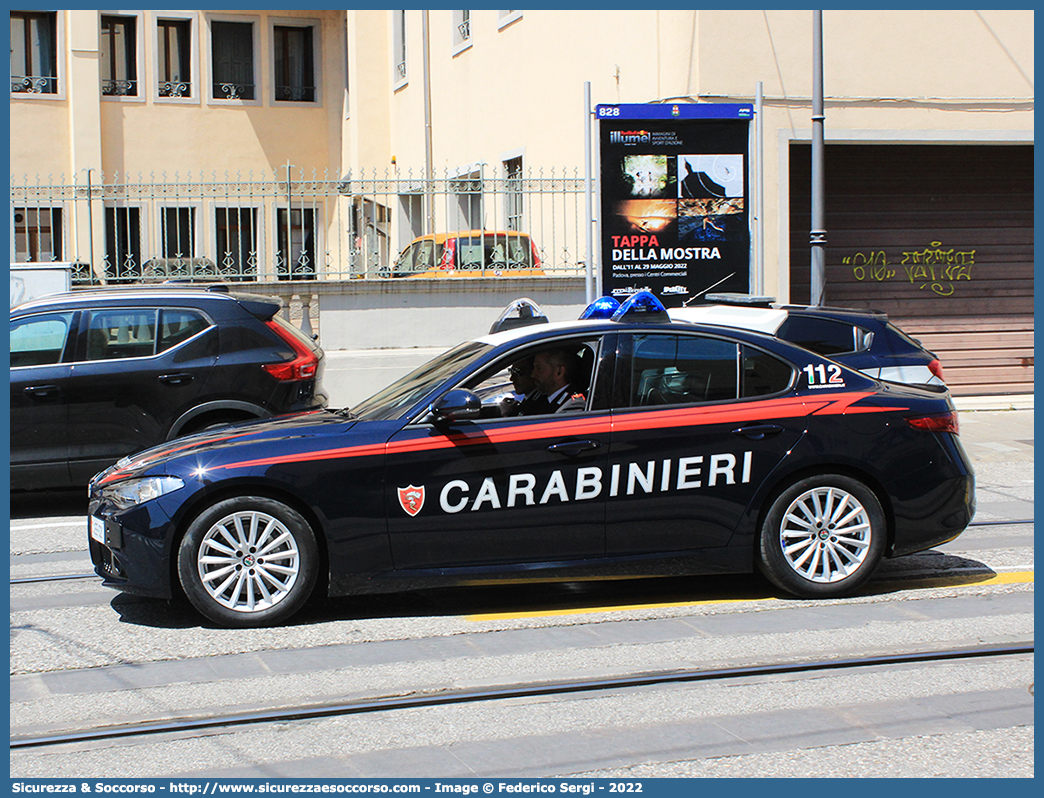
350, 340, 492, 421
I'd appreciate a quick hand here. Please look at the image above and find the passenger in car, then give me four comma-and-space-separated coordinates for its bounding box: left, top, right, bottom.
502, 356, 552, 416
530, 348, 587, 413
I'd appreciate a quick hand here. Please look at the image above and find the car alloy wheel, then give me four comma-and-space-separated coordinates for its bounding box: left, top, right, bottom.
778, 486, 872, 583
757, 474, 885, 598
179, 496, 318, 627
198, 509, 301, 612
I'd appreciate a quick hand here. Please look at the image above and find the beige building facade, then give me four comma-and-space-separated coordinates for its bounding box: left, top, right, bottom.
11, 8, 348, 280
9, 9, 1034, 392
345, 9, 1032, 298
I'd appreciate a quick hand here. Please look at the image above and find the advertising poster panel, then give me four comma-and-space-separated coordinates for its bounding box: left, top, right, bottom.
597, 103, 753, 306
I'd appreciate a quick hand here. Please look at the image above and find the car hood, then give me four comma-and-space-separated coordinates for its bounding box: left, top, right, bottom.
91, 410, 358, 487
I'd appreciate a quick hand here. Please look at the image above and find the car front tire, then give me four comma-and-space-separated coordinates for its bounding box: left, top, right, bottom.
178, 496, 318, 627
757, 475, 885, 598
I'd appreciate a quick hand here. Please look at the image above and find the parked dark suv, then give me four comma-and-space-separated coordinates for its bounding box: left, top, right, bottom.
10, 285, 327, 490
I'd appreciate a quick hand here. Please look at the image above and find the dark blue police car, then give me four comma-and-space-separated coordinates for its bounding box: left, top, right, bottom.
88, 293, 975, 627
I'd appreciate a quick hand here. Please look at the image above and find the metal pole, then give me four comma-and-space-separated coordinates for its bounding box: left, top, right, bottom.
583, 81, 595, 303
755, 81, 764, 296
810, 10, 826, 306
422, 10, 435, 236
85, 168, 96, 283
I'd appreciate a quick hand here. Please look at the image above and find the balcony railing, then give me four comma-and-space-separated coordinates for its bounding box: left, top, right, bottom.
159, 81, 191, 98
276, 85, 316, 102
213, 82, 255, 100
102, 79, 137, 97
11, 75, 58, 94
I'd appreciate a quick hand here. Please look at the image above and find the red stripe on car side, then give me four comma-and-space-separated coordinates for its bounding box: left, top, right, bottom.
202, 391, 894, 473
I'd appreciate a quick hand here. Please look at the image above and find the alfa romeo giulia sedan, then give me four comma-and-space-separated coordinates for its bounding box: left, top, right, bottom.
88, 292, 974, 627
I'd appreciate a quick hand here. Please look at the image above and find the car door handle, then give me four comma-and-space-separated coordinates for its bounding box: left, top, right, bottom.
159, 373, 194, 386
732, 424, 784, 440
23, 384, 59, 398
547, 440, 601, 457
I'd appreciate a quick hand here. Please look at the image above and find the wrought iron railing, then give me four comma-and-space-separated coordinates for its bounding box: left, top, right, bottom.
102, 79, 137, 96
10, 165, 588, 285
158, 81, 191, 98
275, 85, 316, 102
213, 82, 254, 100
11, 75, 58, 94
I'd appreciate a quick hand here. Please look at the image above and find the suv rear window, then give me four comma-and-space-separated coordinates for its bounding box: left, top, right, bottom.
268, 314, 320, 352
777, 316, 858, 355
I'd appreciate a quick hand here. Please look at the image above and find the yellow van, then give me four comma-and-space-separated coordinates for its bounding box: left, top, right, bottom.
386, 231, 544, 277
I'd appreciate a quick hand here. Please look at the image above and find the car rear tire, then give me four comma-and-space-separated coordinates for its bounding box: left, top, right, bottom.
178, 496, 318, 627
757, 475, 885, 598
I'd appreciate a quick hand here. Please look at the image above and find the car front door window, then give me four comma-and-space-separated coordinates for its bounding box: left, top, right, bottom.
10, 312, 75, 367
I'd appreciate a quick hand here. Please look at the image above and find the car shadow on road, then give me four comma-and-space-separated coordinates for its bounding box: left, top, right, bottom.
106, 550, 999, 630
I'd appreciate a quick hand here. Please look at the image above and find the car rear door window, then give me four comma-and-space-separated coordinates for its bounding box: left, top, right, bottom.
741, 346, 794, 397
86, 308, 158, 360
630, 334, 739, 406
158, 309, 209, 352
11, 312, 75, 367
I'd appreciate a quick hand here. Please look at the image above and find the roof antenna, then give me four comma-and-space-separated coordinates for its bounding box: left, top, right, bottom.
682, 272, 736, 305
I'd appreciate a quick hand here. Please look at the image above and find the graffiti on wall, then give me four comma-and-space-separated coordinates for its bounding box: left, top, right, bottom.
843, 241, 975, 296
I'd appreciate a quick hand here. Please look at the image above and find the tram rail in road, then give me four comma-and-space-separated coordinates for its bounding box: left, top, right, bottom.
10, 641, 1034, 751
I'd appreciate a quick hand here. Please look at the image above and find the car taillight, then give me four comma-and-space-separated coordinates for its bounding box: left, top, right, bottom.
262, 320, 319, 381
530, 239, 542, 268
439, 239, 456, 270
928, 358, 946, 382
906, 411, 959, 435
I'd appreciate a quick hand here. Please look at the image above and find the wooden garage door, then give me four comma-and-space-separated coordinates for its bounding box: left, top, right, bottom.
789, 144, 1033, 395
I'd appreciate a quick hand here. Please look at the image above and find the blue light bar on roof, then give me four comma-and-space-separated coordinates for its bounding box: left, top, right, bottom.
579, 296, 621, 320
611, 291, 670, 323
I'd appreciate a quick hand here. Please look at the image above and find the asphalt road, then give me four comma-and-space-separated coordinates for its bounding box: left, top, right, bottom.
8, 408, 1034, 778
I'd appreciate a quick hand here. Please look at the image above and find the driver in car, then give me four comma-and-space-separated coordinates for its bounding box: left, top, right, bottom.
530, 348, 586, 413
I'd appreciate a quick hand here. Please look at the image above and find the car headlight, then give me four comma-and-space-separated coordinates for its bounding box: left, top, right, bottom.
106, 476, 185, 509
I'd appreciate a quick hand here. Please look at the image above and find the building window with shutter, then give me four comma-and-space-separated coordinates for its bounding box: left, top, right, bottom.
158, 19, 191, 98
211, 20, 255, 100
105, 207, 143, 283
452, 10, 471, 53
11, 11, 58, 94
216, 207, 258, 281
277, 208, 317, 280
13, 207, 63, 262
101, 15, 138, 96
274, 25, 315, 102
393, 11, 407, 86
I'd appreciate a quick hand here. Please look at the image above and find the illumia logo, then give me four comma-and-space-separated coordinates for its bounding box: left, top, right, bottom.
610, 130, 651, 144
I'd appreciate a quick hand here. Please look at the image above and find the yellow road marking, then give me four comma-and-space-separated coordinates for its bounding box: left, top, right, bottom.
466, 570, 1034, 622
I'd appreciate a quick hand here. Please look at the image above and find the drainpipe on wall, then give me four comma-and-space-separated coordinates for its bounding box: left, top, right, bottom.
422, 10, 435, 236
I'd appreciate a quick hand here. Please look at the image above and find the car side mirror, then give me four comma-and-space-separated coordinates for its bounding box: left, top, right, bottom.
428, 389, 482, 423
